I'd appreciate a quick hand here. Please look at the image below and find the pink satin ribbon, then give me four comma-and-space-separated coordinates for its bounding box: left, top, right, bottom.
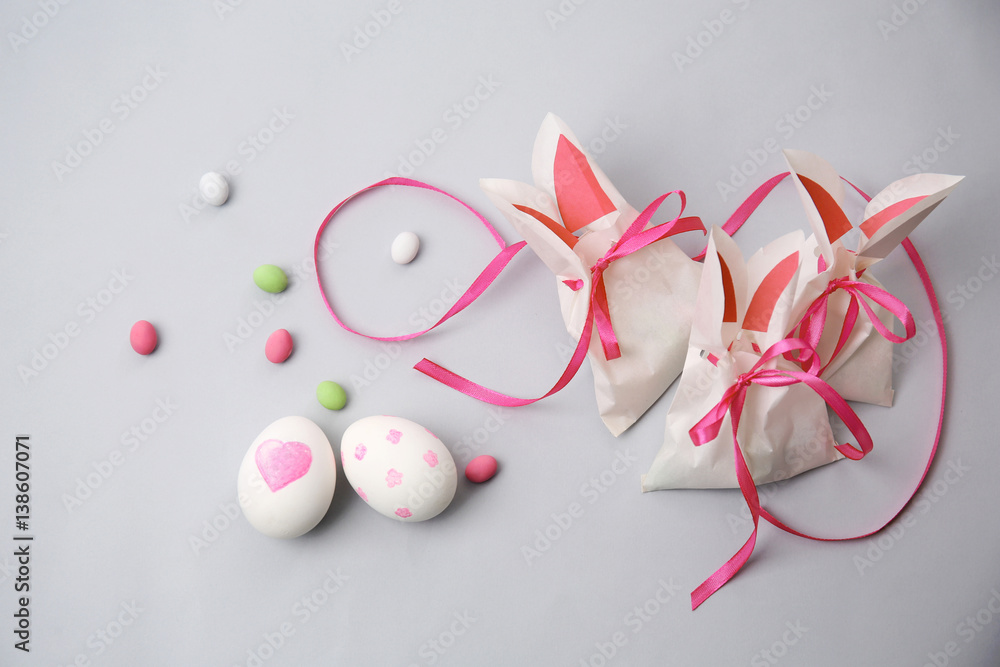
315, 177, 705, 406
316, 174, 947, 612
791, 276, 917, 372
688, 174, 949, 611
413, 192, 705, 405
314, 177, 528, 343
688, 338, 874, 609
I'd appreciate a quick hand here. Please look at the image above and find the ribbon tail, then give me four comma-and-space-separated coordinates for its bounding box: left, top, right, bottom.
592, 278, 621, 360
692, 395, 762, 610
692, 525, 758, 610
415, 304, 595, 406
819, 296, 860, 375
425, 241, 528, 334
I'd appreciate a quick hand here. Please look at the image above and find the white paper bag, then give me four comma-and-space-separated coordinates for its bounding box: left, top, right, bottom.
783, 150, 964, 406
481, 113, 702, 435
642, 152, 963, 491
641, 226, 843, 490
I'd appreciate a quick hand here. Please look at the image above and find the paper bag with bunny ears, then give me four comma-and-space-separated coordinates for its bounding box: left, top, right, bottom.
480, 113, 702, 436
783, 149, 963, 406
641, 226, 842, 491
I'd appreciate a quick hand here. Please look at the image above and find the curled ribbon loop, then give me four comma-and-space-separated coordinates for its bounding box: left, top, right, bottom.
314, 177, 527, 342
687, 338, 874, 610
416, 191, 706, 406
793, 276, 917, 371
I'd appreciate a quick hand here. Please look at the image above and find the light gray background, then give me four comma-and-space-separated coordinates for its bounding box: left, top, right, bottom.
2, 0, 998, 665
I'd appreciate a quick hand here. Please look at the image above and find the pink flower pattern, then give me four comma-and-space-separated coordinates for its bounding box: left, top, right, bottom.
387, 429, 402, 444
355, 443, 367, 460
357, 487, 368, 502
385, 468, 403, 488
395, 507, 412, 518
423, 450, 439, 467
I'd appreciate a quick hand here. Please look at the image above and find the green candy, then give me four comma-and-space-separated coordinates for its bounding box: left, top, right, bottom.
316, 381, 347, 411
253, 264, 288, 294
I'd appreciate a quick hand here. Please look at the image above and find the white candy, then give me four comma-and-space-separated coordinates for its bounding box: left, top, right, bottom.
237, 416, 337, 538
199, 171, 229, 206
340, 415, 456, 522
391, 231, 420, 264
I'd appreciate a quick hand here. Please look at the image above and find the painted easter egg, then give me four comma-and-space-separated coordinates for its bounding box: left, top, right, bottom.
237, 416, 337, 538
340, 416, 456, 522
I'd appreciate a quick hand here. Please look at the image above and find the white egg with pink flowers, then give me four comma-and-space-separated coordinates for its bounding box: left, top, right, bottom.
340, 415, 457, 522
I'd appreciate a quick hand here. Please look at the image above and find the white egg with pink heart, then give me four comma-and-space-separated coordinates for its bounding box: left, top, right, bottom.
237, 415, 459, 538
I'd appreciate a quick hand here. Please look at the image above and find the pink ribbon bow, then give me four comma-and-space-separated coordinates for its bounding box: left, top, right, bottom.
565, 191, 705, 361
791, 275, 916, 372
415, 191, 705, 405
687, 337, 874, 610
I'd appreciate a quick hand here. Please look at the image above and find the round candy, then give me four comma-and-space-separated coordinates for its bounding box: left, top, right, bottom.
253, 264, 288, 294
199, 171, 229, 206
391, 231, 420, 264
129, 320, 158, 355
316, 381, 347, 410
465, 455, 498, 483
265, 329, 293, 363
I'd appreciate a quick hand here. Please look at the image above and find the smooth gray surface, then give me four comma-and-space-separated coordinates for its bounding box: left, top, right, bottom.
2, 1, 998, 665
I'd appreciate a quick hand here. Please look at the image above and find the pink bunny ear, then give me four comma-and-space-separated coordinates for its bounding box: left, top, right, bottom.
739, 230, 805, 348
480, 178, 585, 282
783, 150, 852, 262
512, 203, 579, 248
743, 251, 799, 332
855, 173, 963, 271
552, 135, 618, 232
531, 113, 628, 234
718, 254, 738, 324
690, 226, 747, 355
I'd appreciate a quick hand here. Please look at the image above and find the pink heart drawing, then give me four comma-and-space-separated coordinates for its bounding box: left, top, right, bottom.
255, 439, 312, 492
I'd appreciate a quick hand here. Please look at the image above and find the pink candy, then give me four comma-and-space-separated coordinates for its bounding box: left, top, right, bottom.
265, 329, 293, 363
129, 320, 157, 355
465, 455, 498, 483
